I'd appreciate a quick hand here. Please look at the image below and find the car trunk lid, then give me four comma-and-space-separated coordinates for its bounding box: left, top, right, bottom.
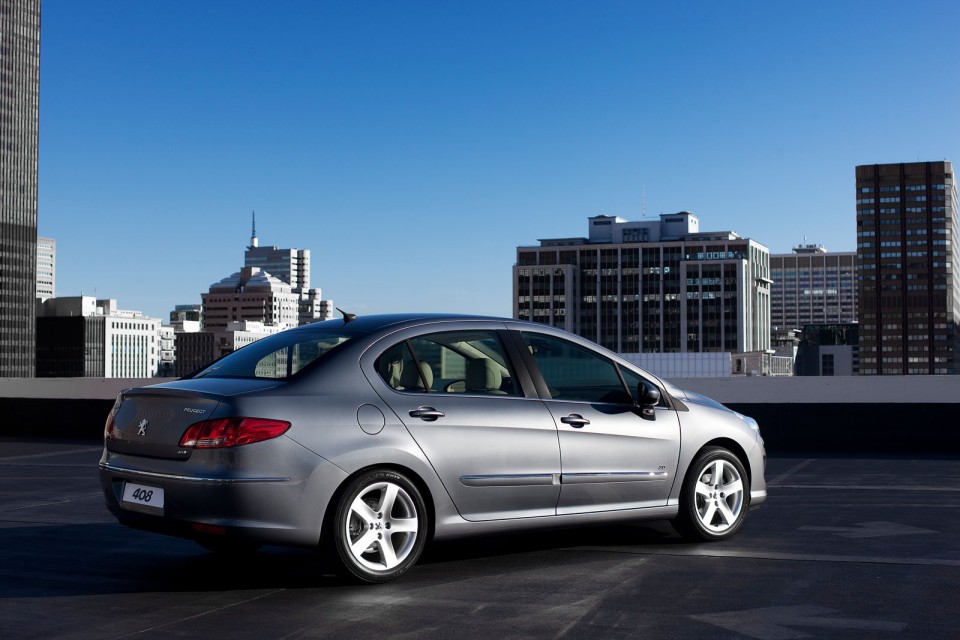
106, 388, 223, 460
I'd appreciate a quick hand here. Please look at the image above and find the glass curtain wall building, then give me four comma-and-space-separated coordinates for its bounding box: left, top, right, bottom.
0, 0, 40, 377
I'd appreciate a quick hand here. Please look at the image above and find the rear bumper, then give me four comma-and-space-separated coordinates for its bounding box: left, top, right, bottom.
98, 441, 347, 547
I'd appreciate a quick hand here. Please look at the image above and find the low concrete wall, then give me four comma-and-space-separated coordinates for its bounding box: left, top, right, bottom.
669, 375, 960, 405
666, 376, 960, 454
0, 378, 175, 440
1, 377, 957, 453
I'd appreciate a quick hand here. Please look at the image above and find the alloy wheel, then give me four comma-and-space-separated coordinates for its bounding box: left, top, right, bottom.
344, 480, 420, 572
693, 458, 744, 533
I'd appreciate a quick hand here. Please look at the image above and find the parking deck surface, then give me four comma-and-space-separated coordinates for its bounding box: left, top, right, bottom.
0, 438, 957, 639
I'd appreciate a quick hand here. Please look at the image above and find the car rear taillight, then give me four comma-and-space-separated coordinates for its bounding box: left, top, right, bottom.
179, 417, 291, 449
104, 395, 122, 440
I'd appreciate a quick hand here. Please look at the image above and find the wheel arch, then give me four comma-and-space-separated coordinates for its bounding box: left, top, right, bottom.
696, 437, 752, 487
320, 462, 437, 547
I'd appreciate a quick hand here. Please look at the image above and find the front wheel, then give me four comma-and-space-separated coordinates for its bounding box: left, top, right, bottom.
672, 447, 749, 541
329, 469, 427, 583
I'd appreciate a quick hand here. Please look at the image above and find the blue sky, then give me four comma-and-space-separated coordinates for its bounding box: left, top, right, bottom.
39, 1, 960, 321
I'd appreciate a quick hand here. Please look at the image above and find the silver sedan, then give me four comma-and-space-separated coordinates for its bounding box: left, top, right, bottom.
99, 314, 767, 583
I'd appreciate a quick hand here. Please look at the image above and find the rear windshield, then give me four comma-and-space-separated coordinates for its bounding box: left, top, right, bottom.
190, 328, 354, 380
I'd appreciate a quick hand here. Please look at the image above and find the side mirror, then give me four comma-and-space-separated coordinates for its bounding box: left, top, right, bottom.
637, 382, 660, 421
639, 382, 660, 406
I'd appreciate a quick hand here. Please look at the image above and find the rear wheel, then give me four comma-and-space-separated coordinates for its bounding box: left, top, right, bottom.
672, 447, 748, 541
329, 469, 427, 583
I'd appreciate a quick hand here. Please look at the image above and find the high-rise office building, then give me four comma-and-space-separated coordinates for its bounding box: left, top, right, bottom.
239, 215, 333, 323
244, 214, 311, 291
36, 236, 55, 299
514, 213, 771, 354
856, 161, 959, 375
770, 244, 857, 330
0, 1, 41, 377
201, 266, 302, 331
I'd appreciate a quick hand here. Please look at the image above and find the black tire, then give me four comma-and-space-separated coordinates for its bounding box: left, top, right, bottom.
328, 469, 427, 584
672, 447, 749, 541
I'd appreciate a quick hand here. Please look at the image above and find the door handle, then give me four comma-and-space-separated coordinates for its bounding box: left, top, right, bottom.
409, 406, 445, 421
560, 414, 590, 428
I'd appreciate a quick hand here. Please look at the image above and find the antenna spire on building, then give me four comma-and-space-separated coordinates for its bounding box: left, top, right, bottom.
249, 210, 259, 248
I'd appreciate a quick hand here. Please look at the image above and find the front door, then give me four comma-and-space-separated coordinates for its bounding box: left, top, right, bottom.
519, 331, 681, 515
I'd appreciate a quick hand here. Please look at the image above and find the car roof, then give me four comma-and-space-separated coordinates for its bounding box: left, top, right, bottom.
292, 313, 516, 335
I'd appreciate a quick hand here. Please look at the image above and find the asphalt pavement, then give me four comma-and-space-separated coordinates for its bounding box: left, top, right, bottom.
0, 438, 958, 639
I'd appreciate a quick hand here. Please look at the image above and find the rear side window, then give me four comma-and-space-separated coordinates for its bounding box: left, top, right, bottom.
376, 330, 519, 396
192, 329, 353, 379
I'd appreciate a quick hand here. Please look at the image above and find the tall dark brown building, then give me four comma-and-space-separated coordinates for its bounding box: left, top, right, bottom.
856, 161, 959, 375
0, 0, 41, 377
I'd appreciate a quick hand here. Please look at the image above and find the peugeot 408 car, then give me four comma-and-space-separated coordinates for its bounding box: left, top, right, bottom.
100, 314, 766, 583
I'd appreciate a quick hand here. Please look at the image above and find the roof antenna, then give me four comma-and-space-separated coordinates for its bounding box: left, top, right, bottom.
336, 307, 357, 323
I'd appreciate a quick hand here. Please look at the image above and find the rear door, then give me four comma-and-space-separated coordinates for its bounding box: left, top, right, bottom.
366, 324, 561, 522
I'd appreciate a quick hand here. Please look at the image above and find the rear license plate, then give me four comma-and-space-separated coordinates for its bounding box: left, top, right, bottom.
121, 482, 164, 514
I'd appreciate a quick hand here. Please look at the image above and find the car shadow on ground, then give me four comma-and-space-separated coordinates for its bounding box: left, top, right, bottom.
420, 520, 680, 565
0, 519, 691, 598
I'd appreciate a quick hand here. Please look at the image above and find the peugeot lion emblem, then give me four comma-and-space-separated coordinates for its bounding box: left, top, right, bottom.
137, 419, 149, 436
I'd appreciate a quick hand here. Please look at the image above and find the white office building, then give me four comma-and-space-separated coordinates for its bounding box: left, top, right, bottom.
174, 320, 285, 376
36, 236, 55, 300
36, 296, 165, 378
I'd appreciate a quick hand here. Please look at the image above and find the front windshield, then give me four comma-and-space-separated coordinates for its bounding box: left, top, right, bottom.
191, 328, 354, 380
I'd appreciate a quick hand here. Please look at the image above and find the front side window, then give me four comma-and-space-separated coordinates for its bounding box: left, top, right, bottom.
376, 330, 519, 396
521, 332, 632, 404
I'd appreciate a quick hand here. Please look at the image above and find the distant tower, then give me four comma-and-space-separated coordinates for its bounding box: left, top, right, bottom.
249, 210, 259, 248
856, 161, 959, 375
0, 0, 41, 377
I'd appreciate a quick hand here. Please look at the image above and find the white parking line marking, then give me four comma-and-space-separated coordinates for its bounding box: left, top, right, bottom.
0, 447, 101, 462
691, 605, 905, 639
571, 545, 960, 567
800, 521, 936, 538
113, 589, 286, 639
774, 484, 960, 492
768, 458, 815, 485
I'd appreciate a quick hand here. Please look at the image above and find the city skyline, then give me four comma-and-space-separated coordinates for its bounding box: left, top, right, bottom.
38, 2, 960, 322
